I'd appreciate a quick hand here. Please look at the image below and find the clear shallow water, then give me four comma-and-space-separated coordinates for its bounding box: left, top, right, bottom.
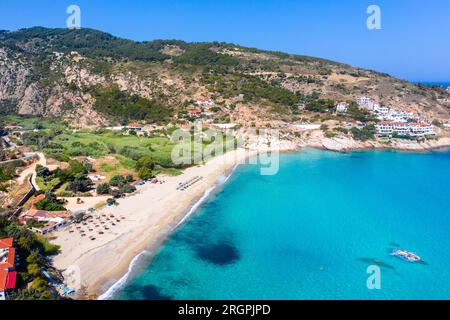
115, 149, 450, 300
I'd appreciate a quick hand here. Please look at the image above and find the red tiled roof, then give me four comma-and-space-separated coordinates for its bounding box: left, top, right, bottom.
377, 122, 409, 125
6, 271, 16, 290
0, 270, 16, 291
0, 238, 13, 249
32, 194, 46, 204
189, 109, 202, 114
128, 123, 143, 127
412, 123, 432, 127
0, 248, 15, 270
0, 270, 7, 291
20, 209, 71, 220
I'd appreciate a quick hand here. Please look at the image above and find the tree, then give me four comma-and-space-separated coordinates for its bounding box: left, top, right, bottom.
34, 193, 66, 211
72, 212, 85, 223
351, 124, 376, 141
27, 263, 41, 277
109, 175, 127, 187
120, 184, 136, 194
96, 183, 111, 195
138, 167, 154, 180
136, 155, 155, 171
36, 165, 51, 178
69, 174, 93, 192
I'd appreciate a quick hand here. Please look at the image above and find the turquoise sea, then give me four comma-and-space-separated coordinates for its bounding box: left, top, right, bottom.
114, 149, 450, 300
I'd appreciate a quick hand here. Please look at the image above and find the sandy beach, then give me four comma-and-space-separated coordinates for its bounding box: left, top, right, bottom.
51, 148, 259, 299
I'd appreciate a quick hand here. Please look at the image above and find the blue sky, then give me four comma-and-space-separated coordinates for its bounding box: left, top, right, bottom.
0, 0, 449, 81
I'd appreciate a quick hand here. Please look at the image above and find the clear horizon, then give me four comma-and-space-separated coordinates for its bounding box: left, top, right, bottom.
1, 0, 449, 82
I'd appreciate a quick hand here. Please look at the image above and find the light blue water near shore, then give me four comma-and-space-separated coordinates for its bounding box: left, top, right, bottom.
115, 149, 450, 300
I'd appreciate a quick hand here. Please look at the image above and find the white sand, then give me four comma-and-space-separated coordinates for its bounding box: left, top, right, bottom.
51, 148, 256, 298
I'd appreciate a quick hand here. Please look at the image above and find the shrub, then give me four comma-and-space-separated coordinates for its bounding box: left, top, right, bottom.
119, 184, 136, 194
109, 175, 127, 187
96, 183, 111, 195
351, 124, 376, 141
138, 167, 154, 180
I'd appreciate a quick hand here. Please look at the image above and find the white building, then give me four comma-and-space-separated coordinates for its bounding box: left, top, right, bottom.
376, 122, 435, 137
356, 96, 371, 106
367, 101, 380, 111
336, 102, 349, 113
409, 123, 436, 136
375, 105, 390, 114
196, 98, 214, 106
292, 124, 321, 130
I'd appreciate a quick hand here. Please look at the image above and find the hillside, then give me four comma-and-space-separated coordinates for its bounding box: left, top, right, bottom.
0, 27, 449, 127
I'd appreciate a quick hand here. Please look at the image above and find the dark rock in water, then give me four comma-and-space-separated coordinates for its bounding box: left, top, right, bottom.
389, 242, 401, 247
196, 242, 240, 266
123, 283, 172, 300
140, 284, 173, 300
360, 258, 395, 270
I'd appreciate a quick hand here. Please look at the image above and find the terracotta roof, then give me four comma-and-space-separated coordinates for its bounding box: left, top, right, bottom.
21, 209, 71, 220
0, 238, 13, 250
31, 194, 46, 204
0, 248, 15, 270
377, 122, 409, 125
6, 271, 16, 290
0, 270, 16, 291
0, 270, 7, 291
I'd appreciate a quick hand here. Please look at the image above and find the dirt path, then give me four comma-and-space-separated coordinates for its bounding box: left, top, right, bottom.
17, 152, 46, 186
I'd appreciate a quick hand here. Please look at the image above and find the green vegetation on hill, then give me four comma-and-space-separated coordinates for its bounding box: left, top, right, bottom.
174, 43, 239, 68
351, 124, 376, 141
346, 103, 377, 122
92, 86, 172, 124
0, 27, 184, 62
202, 73, 299, 107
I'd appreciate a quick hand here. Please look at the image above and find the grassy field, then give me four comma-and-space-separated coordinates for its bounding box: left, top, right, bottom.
22, 124, 233, 183
51, 131, 176, 166
1, 115, 67, 131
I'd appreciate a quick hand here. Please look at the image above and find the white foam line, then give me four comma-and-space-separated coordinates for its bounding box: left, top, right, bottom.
98, 165, 239, 300
176, 164, 238, 228
97, 251, 146, 300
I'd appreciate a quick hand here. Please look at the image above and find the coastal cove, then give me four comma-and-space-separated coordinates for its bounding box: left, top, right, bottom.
110, 148, 450, 300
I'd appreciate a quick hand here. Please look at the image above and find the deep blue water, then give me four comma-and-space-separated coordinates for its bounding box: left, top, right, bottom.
417, 81, 450, 88
115, 149, 450, 300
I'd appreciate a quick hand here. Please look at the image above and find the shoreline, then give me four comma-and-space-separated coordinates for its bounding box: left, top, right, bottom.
299, 134, 450, 153
50, 137, 450, 300
97, 163, 240, 300
51, 148, 257, 299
